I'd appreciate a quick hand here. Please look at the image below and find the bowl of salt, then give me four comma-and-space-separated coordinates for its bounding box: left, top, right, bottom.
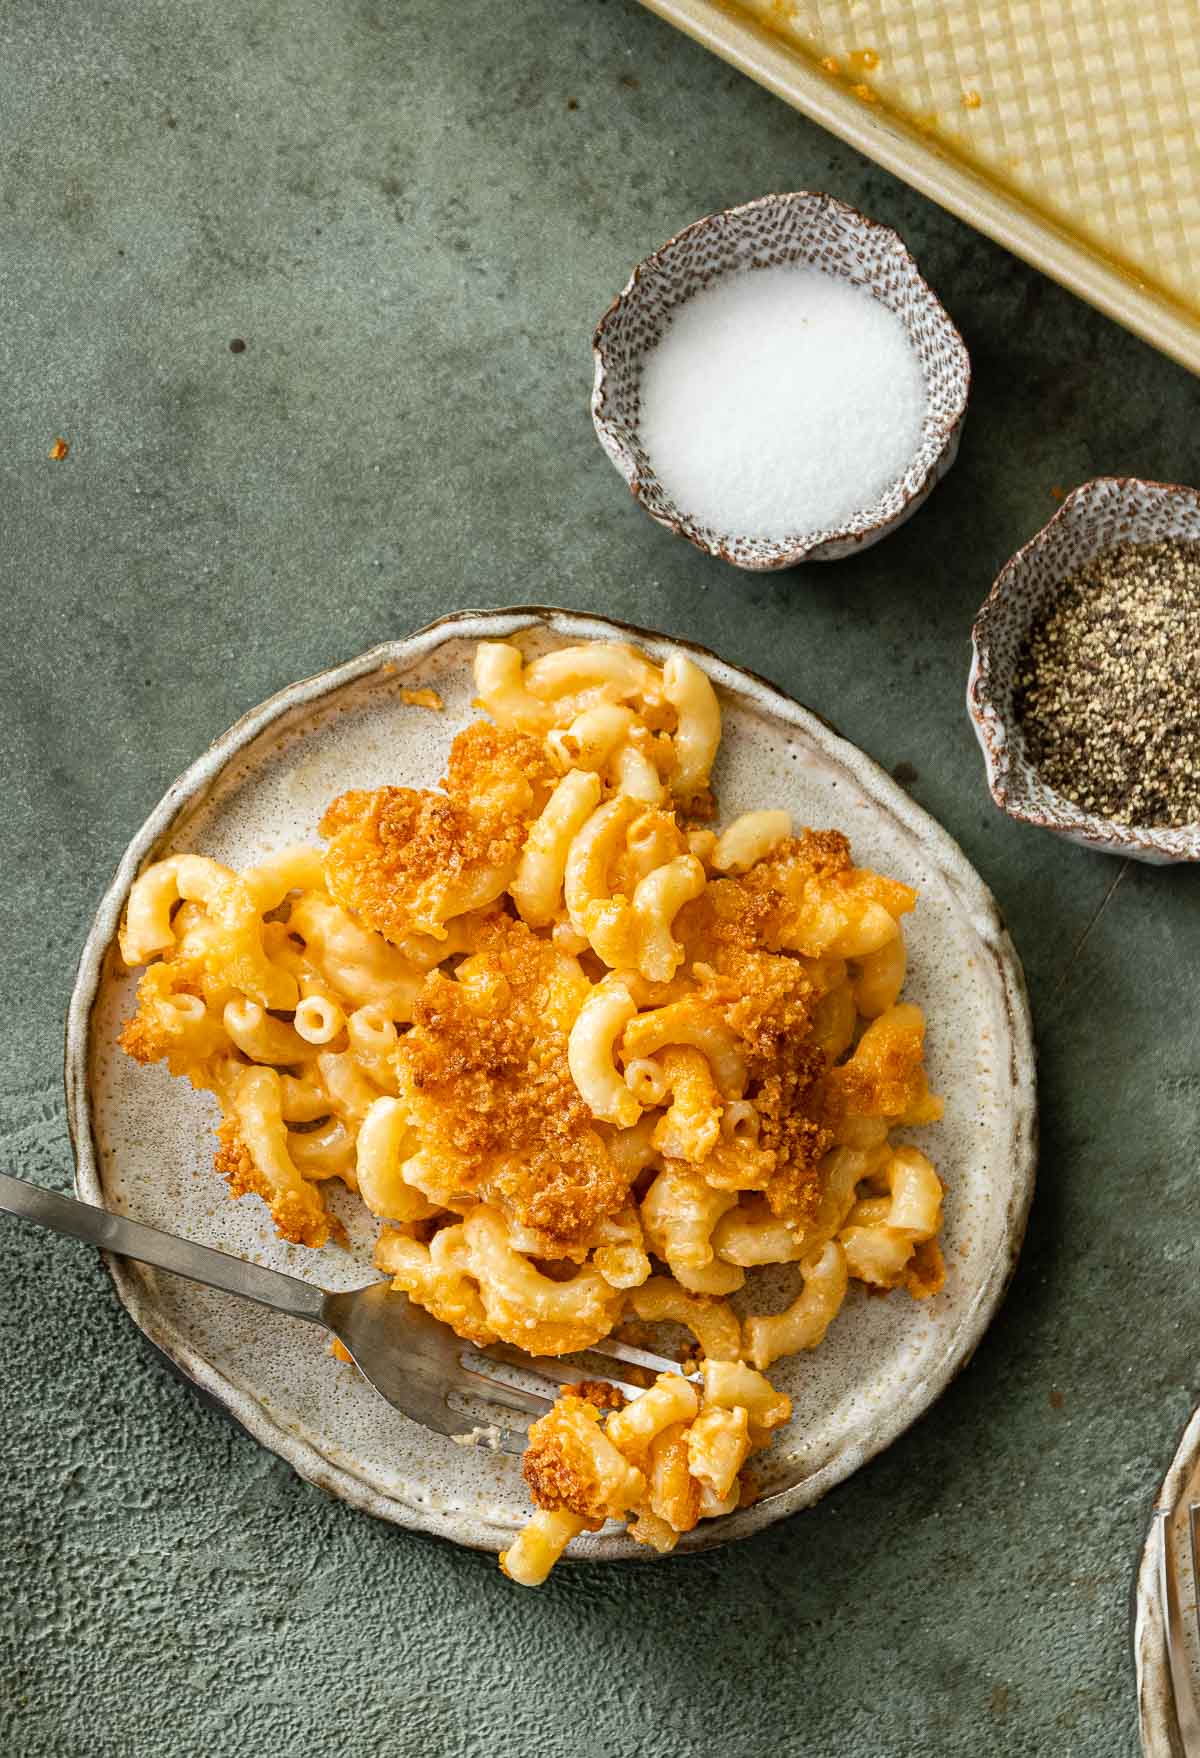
592, 191, 970, 571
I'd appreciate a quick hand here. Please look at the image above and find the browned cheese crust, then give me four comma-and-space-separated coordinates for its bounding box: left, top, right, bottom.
904, 1237, 946, 1300
822, 1008, 933, 1122
521, 1395, 612, 1523
397, 914, 632, 1252
213, 1117, 331, 1250
117, 961, 204, 1066
742, 829, 917, 946
678, 873, 830, 1222
559, 1379, 628, 1411
319, 724, 555, 944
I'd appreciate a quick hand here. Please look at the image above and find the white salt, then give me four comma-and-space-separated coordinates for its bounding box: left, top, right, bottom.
637, 262, 928, 542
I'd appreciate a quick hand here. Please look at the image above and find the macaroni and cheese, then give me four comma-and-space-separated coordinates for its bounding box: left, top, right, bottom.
118, 637, 944, 1580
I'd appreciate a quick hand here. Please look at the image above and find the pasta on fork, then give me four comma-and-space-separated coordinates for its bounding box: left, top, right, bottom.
118, 636, 945, 1582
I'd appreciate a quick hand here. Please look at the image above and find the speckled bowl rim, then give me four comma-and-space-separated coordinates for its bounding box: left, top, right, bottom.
591, 190, 971, 570
65, 606, 1036, 1558
967, 476, 1200, 864
1134, 1402, 1200, 1756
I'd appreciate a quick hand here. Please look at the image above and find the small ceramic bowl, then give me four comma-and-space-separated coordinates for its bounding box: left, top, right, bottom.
968, 476, 1200, 865
590, 190, 970, 570
1134, 1401, 1200, 1755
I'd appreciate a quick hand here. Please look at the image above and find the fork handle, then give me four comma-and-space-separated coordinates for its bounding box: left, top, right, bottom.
0, 1172, 328, 1327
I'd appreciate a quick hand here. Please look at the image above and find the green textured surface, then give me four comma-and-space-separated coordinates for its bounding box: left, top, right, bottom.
2, 1, 1198, 1753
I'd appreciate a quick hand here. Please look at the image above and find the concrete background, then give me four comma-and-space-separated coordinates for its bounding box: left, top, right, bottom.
3, 1, 1197, 1753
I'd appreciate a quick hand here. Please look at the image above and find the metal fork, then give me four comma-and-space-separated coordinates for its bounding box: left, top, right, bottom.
0, 1172, 684, 1454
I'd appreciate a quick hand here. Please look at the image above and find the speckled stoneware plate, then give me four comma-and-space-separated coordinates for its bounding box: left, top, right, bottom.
968, 476, 1200, 865
592, 191, 971, 571
67, 608, 1035, 1559
1135, 1406, 1200, 1756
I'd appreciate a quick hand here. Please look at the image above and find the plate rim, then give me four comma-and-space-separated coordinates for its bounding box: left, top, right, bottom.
1134, 1401, 1200, 1756
65, 604, 1038, 1558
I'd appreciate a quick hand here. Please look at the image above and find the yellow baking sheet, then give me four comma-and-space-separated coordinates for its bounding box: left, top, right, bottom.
640, 0, 1200, 375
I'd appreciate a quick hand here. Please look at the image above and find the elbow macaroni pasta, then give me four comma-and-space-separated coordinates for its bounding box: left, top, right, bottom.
500, 1363, 789, 1585
116, 635, 945, 1581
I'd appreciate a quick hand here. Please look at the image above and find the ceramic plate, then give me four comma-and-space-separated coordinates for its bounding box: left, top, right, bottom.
67, 608, 1036, 1558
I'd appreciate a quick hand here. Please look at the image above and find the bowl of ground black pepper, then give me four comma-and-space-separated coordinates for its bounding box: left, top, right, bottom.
968, 476, 1200, 863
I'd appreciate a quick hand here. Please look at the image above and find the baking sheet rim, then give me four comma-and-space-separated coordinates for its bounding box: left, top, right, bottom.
639, 0, 1200, 378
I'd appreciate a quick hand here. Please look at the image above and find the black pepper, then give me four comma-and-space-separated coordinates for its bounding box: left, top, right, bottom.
1013, 539, 1200, 827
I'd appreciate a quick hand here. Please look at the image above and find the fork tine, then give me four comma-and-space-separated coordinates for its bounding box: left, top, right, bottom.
589, 1335, 693, 1376
453, 1364, 554, 1419
493, 1424, 534, 1457
477, 1340, 647, 1401
352, 1361, 537, 1458
444, 1371, 552, 1457
444, 1398, 544, 1457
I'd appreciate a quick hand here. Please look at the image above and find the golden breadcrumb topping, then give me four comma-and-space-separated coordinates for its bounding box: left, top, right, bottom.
681, 883, 831, 1220
117, 961, 204, 1066
522, 1395, 614, 1522
213, 1118, 331, 1250
676, 874, 780, 961
742, 830, 917, 949
823, 1004, 938, 1122
559, 1379, 628, 1411
442, 719, 555, 809
320, 723, 554, 943
397, 914, 632, 1250
753, 1059, 831, 1220
904, 1237, 946, 1300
